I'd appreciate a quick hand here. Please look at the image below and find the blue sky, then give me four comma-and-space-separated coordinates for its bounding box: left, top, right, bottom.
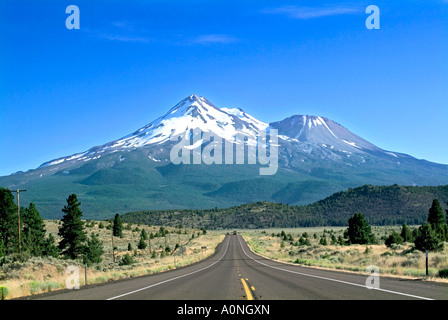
1, 0, 447, 176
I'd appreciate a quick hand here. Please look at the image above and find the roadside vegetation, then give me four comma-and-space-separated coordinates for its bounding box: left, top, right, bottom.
0, 188, 223, 300
243, 199, 448, 282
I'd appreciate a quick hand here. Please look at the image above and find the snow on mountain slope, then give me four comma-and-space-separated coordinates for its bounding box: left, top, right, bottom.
39, 94, 269, 168
39, 94, 411, 171
269, 115, 382, 154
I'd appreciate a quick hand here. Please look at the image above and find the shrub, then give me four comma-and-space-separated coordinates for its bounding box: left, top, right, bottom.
401, 257, 420, 268
0, 287, 8, 300
119, 253, 135, 266
29, 281, 62, 294
364, 246, 372, 254
385, 231, 404, 248
298, 237, 311, 246
319, 236, 327, 246
137, 237, 147, 250
438, 269, 448, 278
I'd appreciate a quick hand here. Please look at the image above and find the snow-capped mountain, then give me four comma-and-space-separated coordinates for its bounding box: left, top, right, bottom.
271, 115, 381, 153
39, 94, 270, 169
2, 94, 447, 219
38, 94, 393, 170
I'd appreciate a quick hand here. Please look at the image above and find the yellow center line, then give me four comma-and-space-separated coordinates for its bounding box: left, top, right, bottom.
240, 278, 254, 300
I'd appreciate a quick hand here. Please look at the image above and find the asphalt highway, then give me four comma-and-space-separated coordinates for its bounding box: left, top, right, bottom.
30, 234, 448, 300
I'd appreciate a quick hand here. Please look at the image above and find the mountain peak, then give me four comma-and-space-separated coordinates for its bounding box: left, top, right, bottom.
188, 93, 203, 101
270, 114, 380, 152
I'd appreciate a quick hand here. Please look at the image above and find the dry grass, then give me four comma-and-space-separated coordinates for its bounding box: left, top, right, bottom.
0, 220, 224, 299
242, 227, 448, 283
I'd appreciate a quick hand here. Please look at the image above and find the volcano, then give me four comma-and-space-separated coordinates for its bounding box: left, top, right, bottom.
1, 94, 447, 219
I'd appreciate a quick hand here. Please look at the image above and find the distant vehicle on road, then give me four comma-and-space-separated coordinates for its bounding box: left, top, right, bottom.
233, 231, 237, 235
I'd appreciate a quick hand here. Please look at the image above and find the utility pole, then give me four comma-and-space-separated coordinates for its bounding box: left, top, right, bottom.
178, 233, 183, 258
112, 231, 115, 263
85, 263, 88, 286
148, 231, 152, 255
16, 189, 27, 254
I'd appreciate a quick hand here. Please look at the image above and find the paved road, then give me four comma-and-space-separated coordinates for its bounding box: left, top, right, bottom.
31, 234, 448, 300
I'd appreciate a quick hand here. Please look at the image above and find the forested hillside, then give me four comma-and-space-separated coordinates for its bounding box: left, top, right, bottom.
121, 184, 448, 229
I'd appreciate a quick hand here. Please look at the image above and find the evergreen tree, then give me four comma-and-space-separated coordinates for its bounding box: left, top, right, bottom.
346, 213, 377, 245
113, 213, 123, 238
140, 229, 148, 241
298, 236, 310, 246
42, 234, 60, 258
427, 199, 445, 229
446, 203, 448, 225
21, 202, 46, 256
414, 224, 444, 252
330, 234, 337, 245
337, 235, 345, 245
0, 188, 18, 255
426, 199, 447, 241
58, 194, 87, 259
0, 239, 6, 258
385, 231, 404, 248
83, 233, 104, 266
400, 223, 413, 243
319, 235, 327, 246
137, 235, 147, 250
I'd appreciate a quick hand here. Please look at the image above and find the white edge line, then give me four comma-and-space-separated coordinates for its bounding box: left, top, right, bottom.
106, 236, 230, 300
237, 235, 434, 301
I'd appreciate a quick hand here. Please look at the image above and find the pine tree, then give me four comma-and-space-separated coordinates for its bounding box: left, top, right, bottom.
0, 188, 18, 255
414, 224, 444, 252
137, 235, 147, 250
446, 203, 448, 225
140, 229, 148, 241
330, 234, 337, 245
58, 194, 87, 259
113, 213, 123, 238
83, 233, 104, 266
42, 234, 60, 258
385, 230, 404, 248
346, 213, 377, 245
319, 235, 327, 246
0, 240, 6, 258
428, 199, 445, 229
21, 202, 46, 256
400, 223, 413, 243
427, 199, 447, 241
